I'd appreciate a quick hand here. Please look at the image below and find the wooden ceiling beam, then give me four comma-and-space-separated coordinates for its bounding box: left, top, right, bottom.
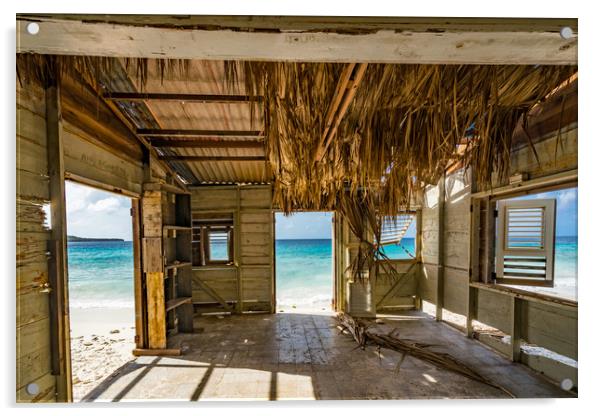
314, 63, 368, 162
17, 16, 577, 65
104, 92, 263, 104
138, 129, 263, 138
159, 155, 265, 162
149, 138, 264, 149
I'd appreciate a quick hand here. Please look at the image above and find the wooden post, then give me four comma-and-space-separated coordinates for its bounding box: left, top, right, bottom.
414, 209, 423, 311
235, 185, 242, 313
142, 191, 167, 349
436, 174, 446, 321
510, 297, 523, 362
467, 177, 481, 336
483, 198, 496, 284
45, 77, 73, 402
131, 199, 147, 349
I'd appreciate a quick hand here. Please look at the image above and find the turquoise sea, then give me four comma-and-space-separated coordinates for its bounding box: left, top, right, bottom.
67, 236, 577, 309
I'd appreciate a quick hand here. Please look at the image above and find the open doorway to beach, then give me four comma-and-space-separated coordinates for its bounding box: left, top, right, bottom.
64, 180, 136, 401
275, 212, 334, 312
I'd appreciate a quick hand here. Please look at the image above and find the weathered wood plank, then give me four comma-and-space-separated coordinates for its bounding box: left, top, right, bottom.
146, 271, 166, 349
17, 16, 578, 65
45, 81, 71, 401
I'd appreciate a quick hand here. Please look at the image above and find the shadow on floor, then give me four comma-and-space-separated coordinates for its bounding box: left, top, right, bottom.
81, 311, 572, 401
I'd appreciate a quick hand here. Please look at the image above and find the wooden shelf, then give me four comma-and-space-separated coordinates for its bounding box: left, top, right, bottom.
165, 261, 192, 271
165, 297, 192, 312
163, 225, 191, 232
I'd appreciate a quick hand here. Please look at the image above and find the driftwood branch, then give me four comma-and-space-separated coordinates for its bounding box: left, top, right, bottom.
337, 313, 515, 398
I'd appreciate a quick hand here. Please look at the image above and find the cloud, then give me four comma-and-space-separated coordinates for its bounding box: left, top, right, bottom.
87, 197, 121, 213
558, 189, 577, 209
64, 181, 132, 240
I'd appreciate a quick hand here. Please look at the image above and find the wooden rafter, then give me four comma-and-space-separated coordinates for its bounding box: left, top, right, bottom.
104, 92, 263, 103
72, 71, 191, 191
149, 138, 264, 149
314, 63, 368, 162
159, 155, 265, 162
138, 129, 263, 138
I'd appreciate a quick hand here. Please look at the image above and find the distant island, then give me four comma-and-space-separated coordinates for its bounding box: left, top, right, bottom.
67, 235, 124, 242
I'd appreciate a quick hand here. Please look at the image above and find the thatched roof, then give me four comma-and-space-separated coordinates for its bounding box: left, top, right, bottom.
235, 62, 576, 214
17, 55, 576, 214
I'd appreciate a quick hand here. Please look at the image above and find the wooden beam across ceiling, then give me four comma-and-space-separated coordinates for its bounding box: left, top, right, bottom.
16, 15, 577, 65
104, 92, 263, 104
149, 138, 264, 149
159, 155, 265, 162
138, 129, 263, 138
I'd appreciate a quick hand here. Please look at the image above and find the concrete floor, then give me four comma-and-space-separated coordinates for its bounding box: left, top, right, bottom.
82, 310, 573, 401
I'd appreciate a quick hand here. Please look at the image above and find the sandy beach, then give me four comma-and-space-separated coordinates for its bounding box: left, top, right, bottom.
69, 307, 136, 401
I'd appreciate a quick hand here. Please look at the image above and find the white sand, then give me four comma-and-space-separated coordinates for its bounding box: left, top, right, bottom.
69, 307, 136, 401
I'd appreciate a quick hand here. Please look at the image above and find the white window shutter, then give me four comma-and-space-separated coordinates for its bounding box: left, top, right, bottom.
495, 199, 556, 286
380, 214, 414, 246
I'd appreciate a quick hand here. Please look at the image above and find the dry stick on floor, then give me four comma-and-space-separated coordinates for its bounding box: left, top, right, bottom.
337, 313, 515, 398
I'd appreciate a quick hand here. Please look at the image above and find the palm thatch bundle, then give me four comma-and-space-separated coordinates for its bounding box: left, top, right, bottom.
234, 62, 575, 216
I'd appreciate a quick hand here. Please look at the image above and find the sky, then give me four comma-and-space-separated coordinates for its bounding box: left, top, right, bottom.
63, 182, 575, 241
64, 181, 133, 240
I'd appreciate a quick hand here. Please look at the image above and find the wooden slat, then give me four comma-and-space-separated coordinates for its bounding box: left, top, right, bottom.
193, 277, 234, 312
105, 92, 263, 103
165, 296, 192, 312
159, 155, 265, 162
149, 138, 264, 149
138, 129, 263, 138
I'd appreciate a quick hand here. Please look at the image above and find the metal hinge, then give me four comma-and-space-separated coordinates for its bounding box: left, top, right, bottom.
493, 209, 499, 218
130, 207, 134, 217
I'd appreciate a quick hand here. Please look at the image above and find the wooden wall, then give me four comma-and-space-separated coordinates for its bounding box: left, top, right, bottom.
16, 72, 147, 402
16, 78, 55, 402
61, 74, 145, 196
416, 115, 578, 381
190, 185, 274, 313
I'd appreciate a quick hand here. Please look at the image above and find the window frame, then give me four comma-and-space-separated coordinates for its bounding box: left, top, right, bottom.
192, 216, 235, 267
494, 198, 556, 287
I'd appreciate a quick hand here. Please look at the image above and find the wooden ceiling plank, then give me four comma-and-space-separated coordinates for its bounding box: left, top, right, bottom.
138, 129, 263, 138
104, 92, 263, 103
150, 138, 264, 149
159, 155, 265, 162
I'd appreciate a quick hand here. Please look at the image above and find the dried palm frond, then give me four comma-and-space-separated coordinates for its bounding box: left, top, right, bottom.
16, 54, 190, 90
338, 313, 515, 398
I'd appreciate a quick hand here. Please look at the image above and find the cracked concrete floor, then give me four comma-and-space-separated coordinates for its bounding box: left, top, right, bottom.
81, 310, 573, 401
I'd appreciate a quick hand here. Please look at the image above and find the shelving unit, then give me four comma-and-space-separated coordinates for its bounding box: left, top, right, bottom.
163, 193, 194, 335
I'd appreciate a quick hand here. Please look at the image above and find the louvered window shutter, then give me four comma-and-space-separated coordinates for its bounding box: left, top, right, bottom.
495, 199, 556, 286
380, 214, 414, 246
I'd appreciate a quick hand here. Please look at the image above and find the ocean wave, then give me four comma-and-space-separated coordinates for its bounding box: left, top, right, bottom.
69, 298, 134, 309
277, 293, 331, 308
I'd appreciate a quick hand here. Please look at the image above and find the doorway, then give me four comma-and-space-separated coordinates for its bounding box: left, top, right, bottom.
274, 212, 334, 312
64, 180, 136, 401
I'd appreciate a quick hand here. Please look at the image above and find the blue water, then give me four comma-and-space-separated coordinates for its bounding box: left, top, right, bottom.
67, 236, 577, 309
67, 241, 134, 308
